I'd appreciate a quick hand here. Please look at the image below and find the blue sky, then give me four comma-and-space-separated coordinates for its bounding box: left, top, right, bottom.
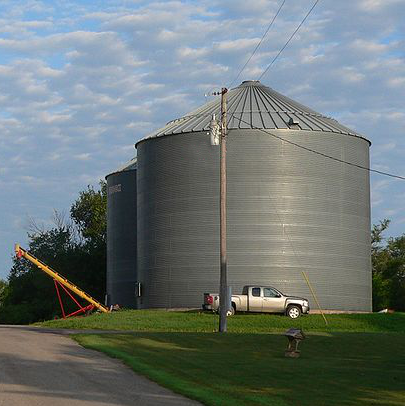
0, 0, 404, 279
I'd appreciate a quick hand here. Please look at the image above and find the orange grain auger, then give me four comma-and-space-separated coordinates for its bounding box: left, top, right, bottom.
15, 244, 109, 318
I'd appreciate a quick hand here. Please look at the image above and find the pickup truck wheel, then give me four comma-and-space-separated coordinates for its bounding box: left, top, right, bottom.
286, 305, 301, 319
226, 305, 235, 316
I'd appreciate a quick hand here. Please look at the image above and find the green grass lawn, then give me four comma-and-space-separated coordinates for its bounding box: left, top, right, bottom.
37, 311, 405, 405
38, 309, 405, 333
74, 331, 405, 406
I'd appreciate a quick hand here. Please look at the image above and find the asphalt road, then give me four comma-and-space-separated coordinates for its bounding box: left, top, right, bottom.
0, 325, 202, 406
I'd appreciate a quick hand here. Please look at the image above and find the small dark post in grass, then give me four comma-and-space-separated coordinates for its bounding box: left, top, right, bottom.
284, 328, 306, 358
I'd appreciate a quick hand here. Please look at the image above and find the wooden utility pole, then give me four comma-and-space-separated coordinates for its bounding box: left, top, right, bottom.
219, 87, 228, 333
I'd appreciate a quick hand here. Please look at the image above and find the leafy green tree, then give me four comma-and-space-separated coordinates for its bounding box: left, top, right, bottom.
383, 236, 405, 311
70, 181, 107, 248
69, 180, 107, 300
0, 279, 7, 307
371, 219, 390, 254
371, 219, 391, 311
0, 182, 107, 324
371, 219, 405, 311
0, 227, 73, 324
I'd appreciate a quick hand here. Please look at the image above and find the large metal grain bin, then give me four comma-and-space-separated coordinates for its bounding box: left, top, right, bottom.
106, 157, 138, 308
135, 80, 372, 311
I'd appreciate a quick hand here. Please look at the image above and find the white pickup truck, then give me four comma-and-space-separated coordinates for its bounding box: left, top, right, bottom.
203, 285, 310, 319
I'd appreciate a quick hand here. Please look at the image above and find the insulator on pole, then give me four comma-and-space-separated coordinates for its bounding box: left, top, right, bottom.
209, 114, 220, 146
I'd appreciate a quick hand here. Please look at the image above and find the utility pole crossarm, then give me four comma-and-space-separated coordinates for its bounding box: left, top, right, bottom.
14, 244, 109, 314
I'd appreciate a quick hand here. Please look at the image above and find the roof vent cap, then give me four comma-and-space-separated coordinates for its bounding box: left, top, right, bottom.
239, 80, 262, 87
288, 117, 300, 126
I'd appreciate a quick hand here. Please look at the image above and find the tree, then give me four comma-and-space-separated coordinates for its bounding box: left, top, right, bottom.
0, 182, 107, 324
382, 236, 405, 311
371, 219, 390, 254
0, 279, 7, 307
371, 219, 405, 311
371, 219, 391, 310
70, 181, 107, 248
69, 180, 107, 302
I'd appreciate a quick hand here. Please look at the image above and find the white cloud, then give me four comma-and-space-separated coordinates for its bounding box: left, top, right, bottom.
371, 179, 392, 207
73, 153, 91, 161
359, 0, 404, 11
387, 77, 405, 88
350, 39, 388, 53
37, 111, 71, 124
215, 38, 260, 52
338, 67, 366, 83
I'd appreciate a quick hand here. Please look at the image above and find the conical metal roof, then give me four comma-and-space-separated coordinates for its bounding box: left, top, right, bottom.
106, 156, 137, 178
136, 80, 367, 146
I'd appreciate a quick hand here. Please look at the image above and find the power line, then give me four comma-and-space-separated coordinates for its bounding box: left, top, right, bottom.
258, 0, 320, 80
228, 0, 286, 89
231, 115, 405, 181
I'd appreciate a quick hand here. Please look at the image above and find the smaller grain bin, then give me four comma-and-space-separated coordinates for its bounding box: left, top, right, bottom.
106, 157, 137, 308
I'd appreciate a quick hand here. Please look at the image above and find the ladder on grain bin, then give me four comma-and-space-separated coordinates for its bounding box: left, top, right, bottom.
15, 244, 109, 318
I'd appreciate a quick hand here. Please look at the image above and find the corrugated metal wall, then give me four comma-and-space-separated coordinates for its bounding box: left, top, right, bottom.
136, 129, 371, 311
106, 168, 138, 308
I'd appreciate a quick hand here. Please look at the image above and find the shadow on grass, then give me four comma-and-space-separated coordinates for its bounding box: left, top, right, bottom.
330, 312, 405, 332
74, 331, 405, 406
